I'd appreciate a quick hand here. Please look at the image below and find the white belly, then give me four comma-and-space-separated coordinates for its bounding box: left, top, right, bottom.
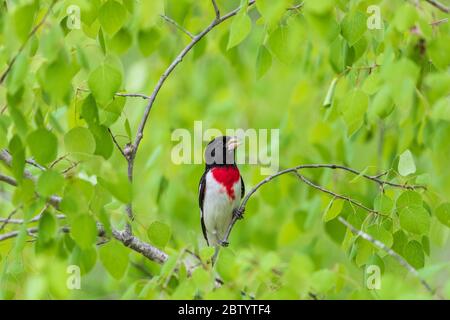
202, 171, 241, 246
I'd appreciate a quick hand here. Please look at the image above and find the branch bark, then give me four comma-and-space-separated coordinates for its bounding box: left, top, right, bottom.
424, 0, 450, 13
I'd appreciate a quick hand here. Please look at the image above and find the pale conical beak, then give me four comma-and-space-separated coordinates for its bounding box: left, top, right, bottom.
226, 137, 241, 151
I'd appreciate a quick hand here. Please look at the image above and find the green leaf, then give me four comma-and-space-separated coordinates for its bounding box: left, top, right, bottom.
71, 246, 97, 275
71, 214, 98, 249
428, 35, 450, 70
6, 52, 28, 94
138, 28, 161, 56
199, 247, 215, 262
64, 127, 96, 154
398, 149, 416, 176
13, 2, 36, 42
310, 269, 337, 293
147, 221, 171, 248
227, 9, 252, 49
341, 89, 368, 136
329, 37, 351, 73
124, 119, 132, 139
371, 86, 394, 119
341, 11, 366, 46
399, 206, 430, 235
88, 64, 122, 106
109, 28, 133, 54
323, 198, 344, 222
81, 95, 99, 125
355, 238, 373, 267
98, 28, 107, 54
97, 173, 131, 203
99, 240, 129, 279
37, 53, 75, 103
9, 135, 25, 183
374, 194, 394, 215
392, 230, 408, 254
27, 129, 58, 164
89, 124, 113, 159
392, 4, 418, 32
403, 240, 424, 269
192, 267, 212, 290
435, 203, 450, 228
396, 191, 422, 211
37, 170, 64, 197
323, 77, 338, 108
98, 0, 127, 35
256, 45, 272, 79
38, 211, 57, 244
256, 0, 287, 26
366, 225, 393, 248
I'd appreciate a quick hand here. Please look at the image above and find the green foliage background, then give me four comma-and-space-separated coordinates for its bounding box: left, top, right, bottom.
0, 0, 449, 299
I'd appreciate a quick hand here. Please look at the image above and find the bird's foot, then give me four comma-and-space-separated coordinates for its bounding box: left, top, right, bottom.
219, 239, 229, 247
233, 207, 245, 220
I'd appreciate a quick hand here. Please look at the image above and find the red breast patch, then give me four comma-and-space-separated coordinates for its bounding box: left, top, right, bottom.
211, 166, 240, 200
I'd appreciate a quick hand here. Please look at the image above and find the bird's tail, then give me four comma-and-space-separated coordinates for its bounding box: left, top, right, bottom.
211, 246, 220, 266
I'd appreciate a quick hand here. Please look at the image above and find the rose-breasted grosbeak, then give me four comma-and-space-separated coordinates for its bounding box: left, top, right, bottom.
198, 136, 244, 261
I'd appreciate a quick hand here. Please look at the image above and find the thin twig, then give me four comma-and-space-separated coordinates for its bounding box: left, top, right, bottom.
0, 0, 57, 84
115, 92, 151, 100
0, 213, 65, 224
338, 216, 436, 296
61, 161, 80, 175
293, 172, 385, 216
424, 0, 449, 13
26, 158, 46, 170
287, 2, 304, 10
108, 128, 127, 158
0, 173, 17, 186
430, 18, 448, 26
218, 163, 434, 295
77, 87, 150, 100
0, 207, 21, 232
50, 154, 69, 168
0, 227, 38, 241
159, 14, 195, 39
211, 0, 220, 18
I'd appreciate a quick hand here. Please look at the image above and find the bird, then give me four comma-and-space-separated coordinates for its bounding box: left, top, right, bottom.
198, 136, 245, 264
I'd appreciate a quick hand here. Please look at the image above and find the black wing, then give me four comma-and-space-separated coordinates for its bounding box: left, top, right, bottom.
240, 176, 245, 199
198, 171, 209, 246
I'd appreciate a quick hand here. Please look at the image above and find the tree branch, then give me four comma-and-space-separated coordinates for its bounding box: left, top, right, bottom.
0, 207, 20, 232
211, 0, 221, 18
424, 0, 449, 13
0, 0, 57, 84
0, 173, 17, 186
217, 163, 434, 295
159, 14, 195, 39
337, 216, 435, 296
108, 128, 127, 158
0, 227, 38, 241
293, 171, 385, 216
115, 92, 151, 100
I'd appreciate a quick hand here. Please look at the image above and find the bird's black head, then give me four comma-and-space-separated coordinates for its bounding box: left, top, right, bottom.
204, 136, 240, 168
